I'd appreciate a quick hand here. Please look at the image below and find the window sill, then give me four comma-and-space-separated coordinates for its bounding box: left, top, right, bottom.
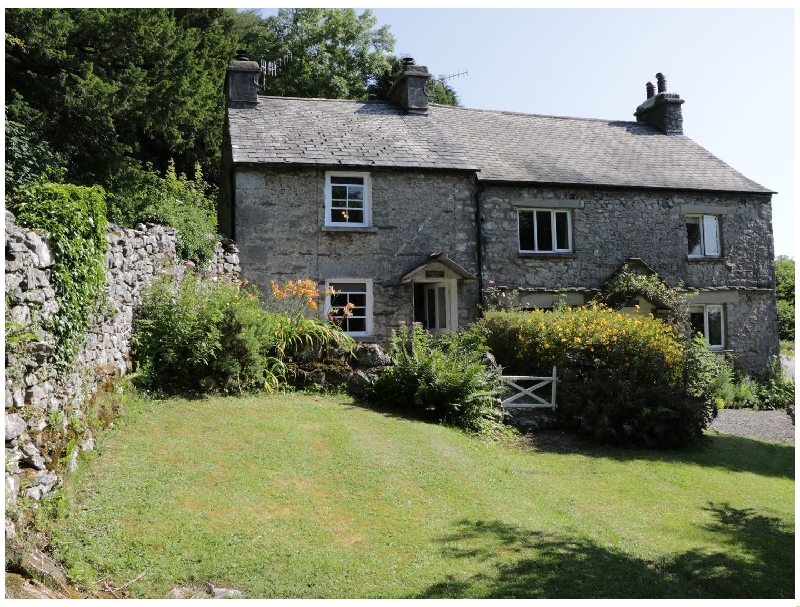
350, 335, 378, 343
687, 256, 723, 262
518, 252, 576, 259
321, 226, 378, 233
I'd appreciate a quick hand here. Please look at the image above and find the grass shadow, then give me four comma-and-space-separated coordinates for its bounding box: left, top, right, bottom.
350, 396, 794, 480
562, 432, 795, 480
344, 395, 449, 426
415, 503, 794, 599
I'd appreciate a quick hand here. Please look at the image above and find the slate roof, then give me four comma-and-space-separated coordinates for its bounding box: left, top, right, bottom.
227, 96, 772, 194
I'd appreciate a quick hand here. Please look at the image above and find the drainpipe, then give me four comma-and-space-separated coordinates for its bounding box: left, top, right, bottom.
475, 182, 487, 314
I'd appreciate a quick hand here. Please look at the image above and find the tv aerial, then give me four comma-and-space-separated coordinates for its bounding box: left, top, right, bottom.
256, 51, 293, 89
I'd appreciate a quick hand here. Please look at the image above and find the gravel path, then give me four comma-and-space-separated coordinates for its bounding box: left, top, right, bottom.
781, 355, 795, 380
708, 409, 795, 443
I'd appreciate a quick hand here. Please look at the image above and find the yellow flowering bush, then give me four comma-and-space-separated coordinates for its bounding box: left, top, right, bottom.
475, 304, 684, 383
471, 305, 712, 448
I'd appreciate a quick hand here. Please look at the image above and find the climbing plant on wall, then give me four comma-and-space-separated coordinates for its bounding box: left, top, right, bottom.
9, 182, 108, 371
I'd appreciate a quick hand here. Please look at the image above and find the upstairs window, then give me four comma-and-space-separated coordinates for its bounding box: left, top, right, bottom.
686, 215, 720, 257
518, 209, 572, 253
690, 304, 725, 350
325, 172, 371, 227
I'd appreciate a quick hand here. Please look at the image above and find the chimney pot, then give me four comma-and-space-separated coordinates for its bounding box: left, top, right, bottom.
402, 57, 415, 67
656, 73, 667, 93
634, 72, 684, 134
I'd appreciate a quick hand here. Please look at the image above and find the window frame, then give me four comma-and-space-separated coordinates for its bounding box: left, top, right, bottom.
689, 303, 725, 350
686, 214, 721, 258
517, 208, 573, 254
324, 172, 372, 228
324, 278, 373, 337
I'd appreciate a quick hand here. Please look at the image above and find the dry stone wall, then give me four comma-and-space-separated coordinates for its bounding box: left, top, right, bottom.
5, 210, 239, 531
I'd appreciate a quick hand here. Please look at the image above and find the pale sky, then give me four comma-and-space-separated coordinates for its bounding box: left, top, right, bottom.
253, 4, 796, 259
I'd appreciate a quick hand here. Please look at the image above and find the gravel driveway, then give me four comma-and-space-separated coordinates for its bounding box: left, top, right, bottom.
708, 409, 794, 443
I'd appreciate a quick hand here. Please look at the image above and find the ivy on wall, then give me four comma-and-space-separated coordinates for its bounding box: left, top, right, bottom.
595, 265, 692, 335
9, 182, 108, 371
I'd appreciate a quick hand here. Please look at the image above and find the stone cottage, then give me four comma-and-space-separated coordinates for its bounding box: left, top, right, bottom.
219, 55, 778, 374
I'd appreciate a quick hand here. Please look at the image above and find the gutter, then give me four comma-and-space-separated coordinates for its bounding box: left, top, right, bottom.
475, 182, 487, 313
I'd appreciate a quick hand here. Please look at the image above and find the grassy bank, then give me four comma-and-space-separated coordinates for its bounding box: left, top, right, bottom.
52, 393, 794, 598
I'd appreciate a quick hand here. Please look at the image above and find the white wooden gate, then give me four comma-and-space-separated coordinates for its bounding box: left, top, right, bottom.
500, 367, 557, 410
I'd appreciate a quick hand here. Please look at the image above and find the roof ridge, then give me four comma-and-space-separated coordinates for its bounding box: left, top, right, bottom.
256, 96, 641, 125
430, 103, 641, 125
257, 95, 383, 104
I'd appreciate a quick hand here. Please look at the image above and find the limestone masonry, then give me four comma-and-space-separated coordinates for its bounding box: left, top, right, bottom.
4, 210, 240, 531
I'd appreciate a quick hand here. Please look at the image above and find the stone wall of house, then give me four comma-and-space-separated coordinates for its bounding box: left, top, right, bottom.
725, 291, 781, 373
234, 167, 481, 340
4, 211, 240, 531
479, 185, 779, 373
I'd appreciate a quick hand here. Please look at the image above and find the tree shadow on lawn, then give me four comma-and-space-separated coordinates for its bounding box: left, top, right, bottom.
413, 503, 794, 599
533, 432, 795, 481
347, 398, 794, 480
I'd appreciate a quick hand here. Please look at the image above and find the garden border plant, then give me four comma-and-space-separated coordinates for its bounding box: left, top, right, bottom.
131, 273, 354, 395
367, 323, 505, 434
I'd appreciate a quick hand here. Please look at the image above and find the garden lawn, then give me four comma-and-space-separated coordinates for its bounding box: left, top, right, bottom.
52, 393, 794, 599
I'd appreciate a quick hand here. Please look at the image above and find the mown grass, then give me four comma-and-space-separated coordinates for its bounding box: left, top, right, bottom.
52, 393, 794, 599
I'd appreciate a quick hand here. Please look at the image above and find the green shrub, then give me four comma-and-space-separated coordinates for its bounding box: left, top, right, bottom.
755, 357, 795, 410
471, 306, 713, 448
107, 161, 218, 267
5, 116, 64, 194
687, 342, 794, 411
140, 161, 218, 267
131, 274, 353, 395
369, 324, 503, 432
472, 305, 685, 383
8, 181, 107, 371
131, 274, 279, 393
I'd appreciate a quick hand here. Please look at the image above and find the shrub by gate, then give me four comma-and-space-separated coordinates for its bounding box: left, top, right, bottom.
500, 367, 557, 410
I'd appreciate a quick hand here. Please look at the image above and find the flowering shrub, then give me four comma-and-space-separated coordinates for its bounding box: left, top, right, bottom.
473, 304, 685, 383
267, 279, 353, 359
470, 306, 713, 447
131, 274, 352, 394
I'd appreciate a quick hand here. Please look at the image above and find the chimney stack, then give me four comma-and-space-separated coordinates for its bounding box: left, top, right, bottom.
634, 73, 684, 134
387, 57, 432, 114
225, 50, 261, 109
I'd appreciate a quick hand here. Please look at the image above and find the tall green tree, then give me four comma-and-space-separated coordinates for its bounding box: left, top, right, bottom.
5, 8, 238, 190
775, 256, 795, 341
239, 8, 395, 100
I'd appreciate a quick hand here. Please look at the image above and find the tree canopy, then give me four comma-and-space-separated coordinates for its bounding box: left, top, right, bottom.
236, 8, 395, 100
5, 7, 462, 226
5, 8, 238, 189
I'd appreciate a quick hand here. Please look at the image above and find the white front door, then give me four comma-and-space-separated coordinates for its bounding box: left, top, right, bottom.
423, 282, 453, 333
